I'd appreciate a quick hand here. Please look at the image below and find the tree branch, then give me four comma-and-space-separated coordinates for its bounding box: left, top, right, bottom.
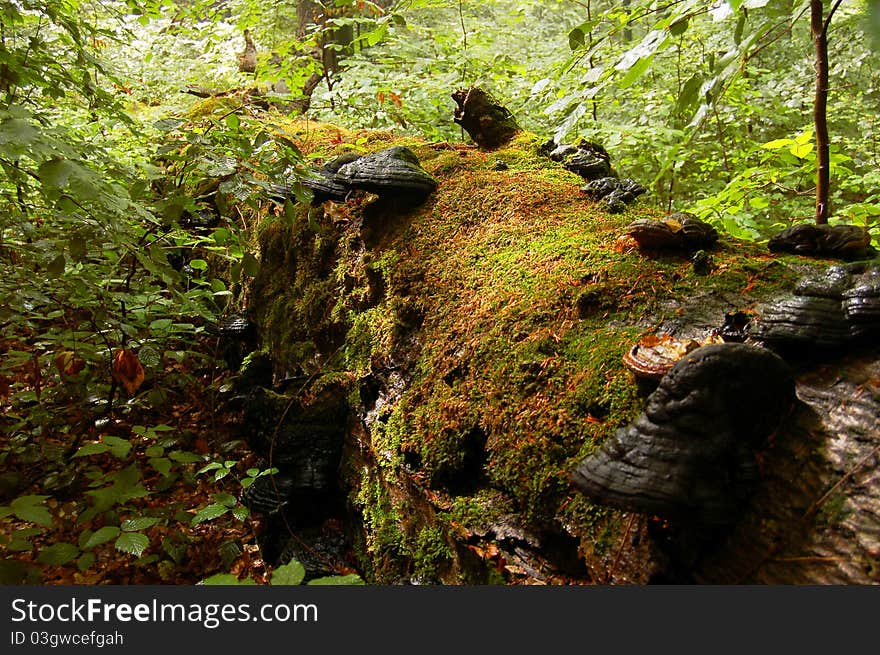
822, 0, 845, 36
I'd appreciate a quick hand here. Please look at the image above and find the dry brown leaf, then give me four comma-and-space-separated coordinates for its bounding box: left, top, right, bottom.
112, 348, 145, 396
54, 351, 86, 377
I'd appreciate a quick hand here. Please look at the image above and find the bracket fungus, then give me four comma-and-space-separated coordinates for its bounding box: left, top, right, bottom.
622, 333, 723, 381
271, 147, 437, 207
333, 145, 438, 200
581, 176, 647, 213
750, 263, 880, 349
625, 213, 718, 251
542, 139, 613, 181
571, 343, 795, 525
301, 152, 363, 204
767, 223, 873, 260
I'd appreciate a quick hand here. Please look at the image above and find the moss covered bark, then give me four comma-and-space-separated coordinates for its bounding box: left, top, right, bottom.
247, 120, 803, 583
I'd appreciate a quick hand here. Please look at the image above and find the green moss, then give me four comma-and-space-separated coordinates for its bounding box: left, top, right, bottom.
412, 526, 453, 581
354, 470, 407, 583
246, 119, 812, 581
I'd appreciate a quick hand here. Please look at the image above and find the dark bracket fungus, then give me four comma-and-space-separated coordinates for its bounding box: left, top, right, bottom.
205, 312, 257, 370
750, 263, 880, 349
581, 176, 647, 213
270, 148, 437, 206
543, 140, 613, 181
241, 471, 298, 515
451, 86, 521, 149
767, 223, 874, 260
334, 146, 438, 200
571, 343, 796, 525
301, 152, 362, 204
241, 386, 348, 514
626, 213, 718, 251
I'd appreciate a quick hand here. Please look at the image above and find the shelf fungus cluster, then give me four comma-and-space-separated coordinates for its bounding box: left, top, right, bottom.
540, 139, 613, 181
625, 213, 719, 251
571, 343, 796, 525
581, 177, 647, 213
767, 223, 873, 260
749, 263, 880, 348
273, 146, 438, 207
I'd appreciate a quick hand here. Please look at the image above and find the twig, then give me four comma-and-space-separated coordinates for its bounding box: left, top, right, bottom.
802, 442, 880, 520
605, 513, 637, 584
458, 0, 468, 51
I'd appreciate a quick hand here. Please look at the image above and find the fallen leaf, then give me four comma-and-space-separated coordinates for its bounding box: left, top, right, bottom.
112, 348, 145, 396
54, 351, 86, 377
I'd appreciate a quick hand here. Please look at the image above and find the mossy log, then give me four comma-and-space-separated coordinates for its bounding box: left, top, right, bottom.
244, 119, 880, 584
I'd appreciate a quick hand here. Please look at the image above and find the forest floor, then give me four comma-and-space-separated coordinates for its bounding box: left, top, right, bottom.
0, 334, 285, 585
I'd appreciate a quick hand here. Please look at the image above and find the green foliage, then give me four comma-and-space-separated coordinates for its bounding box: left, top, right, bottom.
199, 559, 364, 585
270, 560, 306, 585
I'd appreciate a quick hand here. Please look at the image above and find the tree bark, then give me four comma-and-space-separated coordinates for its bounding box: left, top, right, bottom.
811, 0, 830, 225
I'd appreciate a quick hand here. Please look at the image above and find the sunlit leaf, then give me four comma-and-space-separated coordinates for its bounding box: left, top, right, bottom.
115, 532, 149, 557
121, 517, 160, 532
271, 560, 306, 585
307, 573, 365, 585
190, 503, 230, 526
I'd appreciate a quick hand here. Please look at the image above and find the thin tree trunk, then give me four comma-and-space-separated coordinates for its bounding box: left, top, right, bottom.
811, 0, 830, 224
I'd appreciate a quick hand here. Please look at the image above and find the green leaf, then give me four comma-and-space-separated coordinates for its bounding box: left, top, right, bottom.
225, 114, 240, 130
145, 445, 164, 458
170, 450, 203, 464
46, 253, 66, 277
568, 27, 584, 50
68, 235, 87, 260
790, 141, 814, 159
675, 74, 703, 116
669, 18, 689, 37
197, 461, 224, 475
231, 506, 250, 521
73, 442, 112, 457
191, 503, 230, 526
242, 252, 260, 277
149, 318, 173, 331
37, 543, 80, 565
102, 435, 132, 460
121, 517, 160, 532
211, 228, 230, 245
82, 526, 121, 550
619, 55, 655, 89
271, 560, 306, 585
213, 493, 237, 508
794, 129, 813, 145
11, 495, 54, 527
77, 552, 96, 572
39, 158, 80, 189
162, 537, 188, 564
307, 573, 365, 585
200, 573, 256, 585
0, 117, 39, 146
761, 138, 794, 150
7, 528, 40, 552
149, 457, 173, 476
115, 532, 149, 557
188, 258, 208, 271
